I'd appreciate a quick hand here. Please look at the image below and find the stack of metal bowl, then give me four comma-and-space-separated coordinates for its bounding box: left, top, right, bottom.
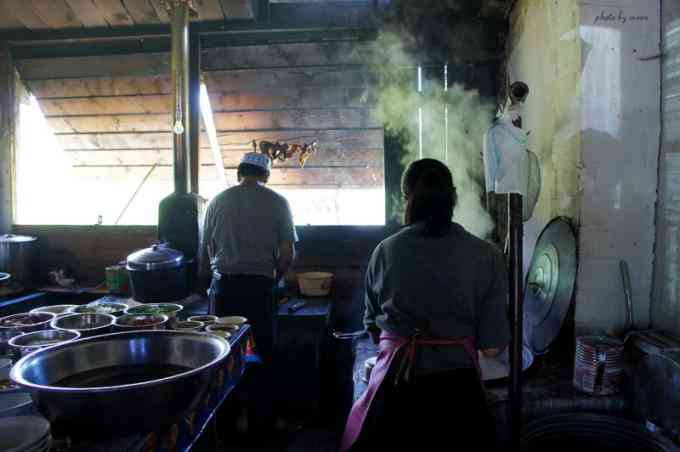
0, 416, 51, 451
0, 313, 56, 355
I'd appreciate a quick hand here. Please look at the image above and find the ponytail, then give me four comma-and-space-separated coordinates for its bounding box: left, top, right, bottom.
403, 159, 457, 237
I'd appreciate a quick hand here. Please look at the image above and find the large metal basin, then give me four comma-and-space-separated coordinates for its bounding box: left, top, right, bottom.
10, 330, 231, 436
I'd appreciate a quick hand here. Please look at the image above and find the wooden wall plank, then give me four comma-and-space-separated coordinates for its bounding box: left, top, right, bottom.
27, 68, 371, 99
147, 0, 170, 22
33, 86, 373, 112
72, 165, 385, 187
28, 0, 83, 28
44, 107, 380, 133
47, 114, 172, 133
16, 53, 169, 80
27, 76, 171, 98
0, 3, 27, 29
193, 0, 225, 21
211, 108, 381, 130
208, 87, 376, 110
92, 0, 135, 26
39, 94, 171, 115
64, 0, 109, 27
65, 147, 383, 168
219, 0, 253, 19
203, 67, 374, 90
122, 0, 161, 24
55, 128, 384, 151
7, 2, 51, 29
202, 41, 372, 70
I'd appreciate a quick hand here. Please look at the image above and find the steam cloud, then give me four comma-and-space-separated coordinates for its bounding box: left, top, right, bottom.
370, 31, 495, 238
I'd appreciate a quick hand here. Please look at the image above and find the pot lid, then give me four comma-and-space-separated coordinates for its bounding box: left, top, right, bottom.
126, 244, 184, 270
0, 234, 37, 243
523, 217, 577, 355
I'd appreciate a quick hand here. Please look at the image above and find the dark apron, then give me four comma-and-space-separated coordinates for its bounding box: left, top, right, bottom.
340, 331, 482, 452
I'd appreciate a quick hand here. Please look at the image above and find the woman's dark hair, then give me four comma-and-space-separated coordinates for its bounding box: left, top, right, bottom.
237, 162, 269, 179
402, 158, 457, 237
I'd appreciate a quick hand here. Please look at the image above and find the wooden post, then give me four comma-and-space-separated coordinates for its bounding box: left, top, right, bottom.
0, 43, 15, 234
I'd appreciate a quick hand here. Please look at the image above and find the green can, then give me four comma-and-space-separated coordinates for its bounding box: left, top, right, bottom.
105, 265, 129, 295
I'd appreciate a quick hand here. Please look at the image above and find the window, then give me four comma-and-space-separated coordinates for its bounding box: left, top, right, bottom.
14, 42, 386, 226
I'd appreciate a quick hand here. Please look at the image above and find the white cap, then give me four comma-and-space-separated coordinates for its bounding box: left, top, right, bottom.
240, 152, 272, 172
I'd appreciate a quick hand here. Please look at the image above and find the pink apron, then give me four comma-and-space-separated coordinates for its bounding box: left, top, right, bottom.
339, 331, 480, 452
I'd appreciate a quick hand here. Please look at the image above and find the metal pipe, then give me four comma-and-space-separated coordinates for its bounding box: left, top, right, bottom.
168, 0, 193, 195
188, 29, 200, 194
507, 192, 524, 449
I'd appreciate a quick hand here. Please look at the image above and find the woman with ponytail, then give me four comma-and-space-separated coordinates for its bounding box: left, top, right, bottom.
340, 158, 509, 451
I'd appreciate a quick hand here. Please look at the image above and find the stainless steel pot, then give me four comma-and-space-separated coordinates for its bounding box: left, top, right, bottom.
10, 331, 231, 436
0, 234, 37, 288
126, 244, 189, 302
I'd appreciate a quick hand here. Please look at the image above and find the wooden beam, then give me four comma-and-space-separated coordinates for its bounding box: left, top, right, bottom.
92, 0, 135, 26
122, 0, 162, 24
27, 0, 83, 29
64, 0, 109, 27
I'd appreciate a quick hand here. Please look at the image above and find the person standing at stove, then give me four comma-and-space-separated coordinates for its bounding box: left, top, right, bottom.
200, 151, 298, 433
340, 158, 510, 451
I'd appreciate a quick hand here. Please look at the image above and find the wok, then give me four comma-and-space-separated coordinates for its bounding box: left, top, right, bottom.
10, 330, 230, 436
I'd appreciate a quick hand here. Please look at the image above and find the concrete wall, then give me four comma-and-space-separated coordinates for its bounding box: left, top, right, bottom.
577, 1, 660, 334
508, 0, 662, 335
507, 1, 582, 277
653, 0, 680, 334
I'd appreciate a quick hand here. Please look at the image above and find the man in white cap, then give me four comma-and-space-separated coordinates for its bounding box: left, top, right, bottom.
200, 151, 297, 435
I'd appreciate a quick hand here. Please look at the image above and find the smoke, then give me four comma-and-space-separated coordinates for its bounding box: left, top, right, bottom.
371, 31, 495, 238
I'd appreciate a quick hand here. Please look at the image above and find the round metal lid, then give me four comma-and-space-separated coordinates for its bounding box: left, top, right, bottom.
523, 217, 577, 355
126, 244, 184, 271
0, 234, 37, 243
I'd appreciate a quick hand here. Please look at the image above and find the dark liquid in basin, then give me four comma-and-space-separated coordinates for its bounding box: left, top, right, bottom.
54, 364, 193, 387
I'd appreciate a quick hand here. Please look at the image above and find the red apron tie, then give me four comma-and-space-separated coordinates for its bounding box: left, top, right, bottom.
339, 331, 479, 452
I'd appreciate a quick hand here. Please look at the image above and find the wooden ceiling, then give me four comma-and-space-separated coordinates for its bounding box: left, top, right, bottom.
0, 0, 255, 31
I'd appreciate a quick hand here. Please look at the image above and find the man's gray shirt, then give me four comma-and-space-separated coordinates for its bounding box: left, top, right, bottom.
202, 182, 298, 278
364, 222, 510, 372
